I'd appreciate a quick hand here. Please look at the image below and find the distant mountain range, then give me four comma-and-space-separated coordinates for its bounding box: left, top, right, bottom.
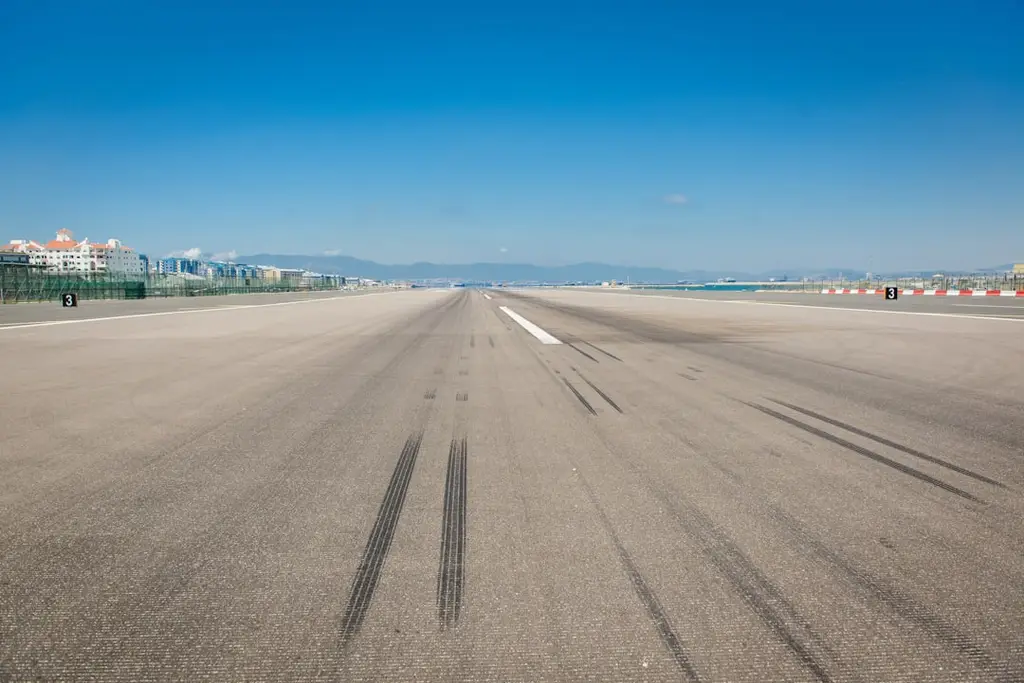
237, 253, 1017, 283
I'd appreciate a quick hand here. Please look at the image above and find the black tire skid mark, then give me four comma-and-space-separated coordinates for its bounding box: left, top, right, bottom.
575, 411, 842, 681
762, 504, 1018, 681
574, 471, 703, 682
561, 377, 597, 416
665, 499, 840, 682
341, 433, 424, 643
565, 340, 600, 363
581, 339, 623, 362
437, 437, 468, 629
767, 399, 1007, 489
570, 367, 624, 414
747, 403, 981, 502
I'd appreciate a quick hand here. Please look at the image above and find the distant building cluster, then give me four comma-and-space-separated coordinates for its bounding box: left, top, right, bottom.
156, 257, 260, 280
154, 256, 360, 286
1, 229, 145, 275
0, 229, 377, 287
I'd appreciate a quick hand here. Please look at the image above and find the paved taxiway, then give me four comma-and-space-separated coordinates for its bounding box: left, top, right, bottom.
1, 287, 1022, 681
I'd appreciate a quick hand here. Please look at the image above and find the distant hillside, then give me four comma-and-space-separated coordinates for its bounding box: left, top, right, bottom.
238, 253, 863, 283
240, 253, 715, 282
240, 253, 1019, 281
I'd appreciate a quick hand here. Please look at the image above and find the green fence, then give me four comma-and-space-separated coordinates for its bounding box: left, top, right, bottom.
0, 267, 345, 303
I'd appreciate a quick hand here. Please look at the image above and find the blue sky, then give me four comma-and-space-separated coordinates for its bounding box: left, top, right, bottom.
1, 0, 1022, 272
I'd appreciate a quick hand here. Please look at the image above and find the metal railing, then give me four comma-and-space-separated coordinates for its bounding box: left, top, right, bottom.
0, 268, 346, 304
626, 275, 1024, 293
789, 275, 1024, 292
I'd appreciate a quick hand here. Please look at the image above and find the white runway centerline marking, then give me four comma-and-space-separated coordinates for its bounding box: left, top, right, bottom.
499, 306, 562, 344
483, 293, 492, 300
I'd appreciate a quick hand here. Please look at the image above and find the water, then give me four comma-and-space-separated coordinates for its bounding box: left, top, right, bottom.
633, 283, 798, 292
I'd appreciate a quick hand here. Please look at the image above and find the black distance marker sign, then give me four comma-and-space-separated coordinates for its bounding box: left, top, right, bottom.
62, 292, 78, 308
885, 287, 898, 301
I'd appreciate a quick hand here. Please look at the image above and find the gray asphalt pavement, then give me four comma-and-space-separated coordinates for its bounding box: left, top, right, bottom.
565, 286, 1024, 318
1, 287, 1022, 682
0, 288, 392, 326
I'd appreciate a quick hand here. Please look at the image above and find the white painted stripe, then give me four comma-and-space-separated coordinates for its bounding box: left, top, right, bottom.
483, 293, 492, 300
499, 305, 562, 344
1001, 291, 1023, 297
566, 291, 1024, 322
950, 303, 1024, 308
0, 291, 400, 331
922, 290, 936, 295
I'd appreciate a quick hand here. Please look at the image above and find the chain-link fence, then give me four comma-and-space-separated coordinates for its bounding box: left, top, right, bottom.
0, 267, 346, 304
785, 274, 1024, 292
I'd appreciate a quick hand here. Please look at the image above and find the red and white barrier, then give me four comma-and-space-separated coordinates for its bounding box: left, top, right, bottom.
821, 288, 1024, 297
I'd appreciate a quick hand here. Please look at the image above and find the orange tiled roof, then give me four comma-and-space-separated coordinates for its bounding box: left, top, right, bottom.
2, 241, 44, 252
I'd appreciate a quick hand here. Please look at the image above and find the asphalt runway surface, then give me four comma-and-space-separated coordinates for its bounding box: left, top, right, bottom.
0, 289, 380, 326
579, 286, 1024, 318
1, 287, 1022, 682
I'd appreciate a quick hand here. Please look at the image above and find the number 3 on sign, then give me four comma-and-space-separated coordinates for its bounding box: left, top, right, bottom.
62, 293, 78, 308
885, 287, 898, 301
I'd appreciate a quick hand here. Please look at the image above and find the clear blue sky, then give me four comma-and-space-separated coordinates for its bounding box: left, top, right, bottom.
2, 0, 1022, 272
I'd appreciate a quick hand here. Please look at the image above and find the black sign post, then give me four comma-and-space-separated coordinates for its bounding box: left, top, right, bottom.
61, 292, 78, 308
884, 286, 898, 301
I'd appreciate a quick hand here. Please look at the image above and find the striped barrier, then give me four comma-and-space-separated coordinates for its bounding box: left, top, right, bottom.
821, 289, 1024, 297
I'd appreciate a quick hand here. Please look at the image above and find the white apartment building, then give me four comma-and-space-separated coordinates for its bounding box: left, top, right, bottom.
1, 229, 144, 275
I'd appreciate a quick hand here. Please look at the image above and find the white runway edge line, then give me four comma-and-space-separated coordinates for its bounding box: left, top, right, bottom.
499, 306, 562, 344
0, 291, 402, 332
571, 291, 1024, 323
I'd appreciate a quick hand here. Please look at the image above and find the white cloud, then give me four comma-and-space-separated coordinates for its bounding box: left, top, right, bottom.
323, 249, 342, 256
499, 247, 508, 253
166, 247, 204, 259
663, 193, 688, 205
211, 250, 238, 262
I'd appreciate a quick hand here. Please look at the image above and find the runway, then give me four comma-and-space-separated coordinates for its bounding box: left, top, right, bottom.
0, 289, 377, 327
575, 286, 1024, 318
1, 287, 1021, 681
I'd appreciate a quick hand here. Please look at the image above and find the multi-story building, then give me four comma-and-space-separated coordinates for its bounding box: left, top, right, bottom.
157, 257, 202, 275
205, 261, 260, 280
256, 266, 282, 282
1, 229, 144, 275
